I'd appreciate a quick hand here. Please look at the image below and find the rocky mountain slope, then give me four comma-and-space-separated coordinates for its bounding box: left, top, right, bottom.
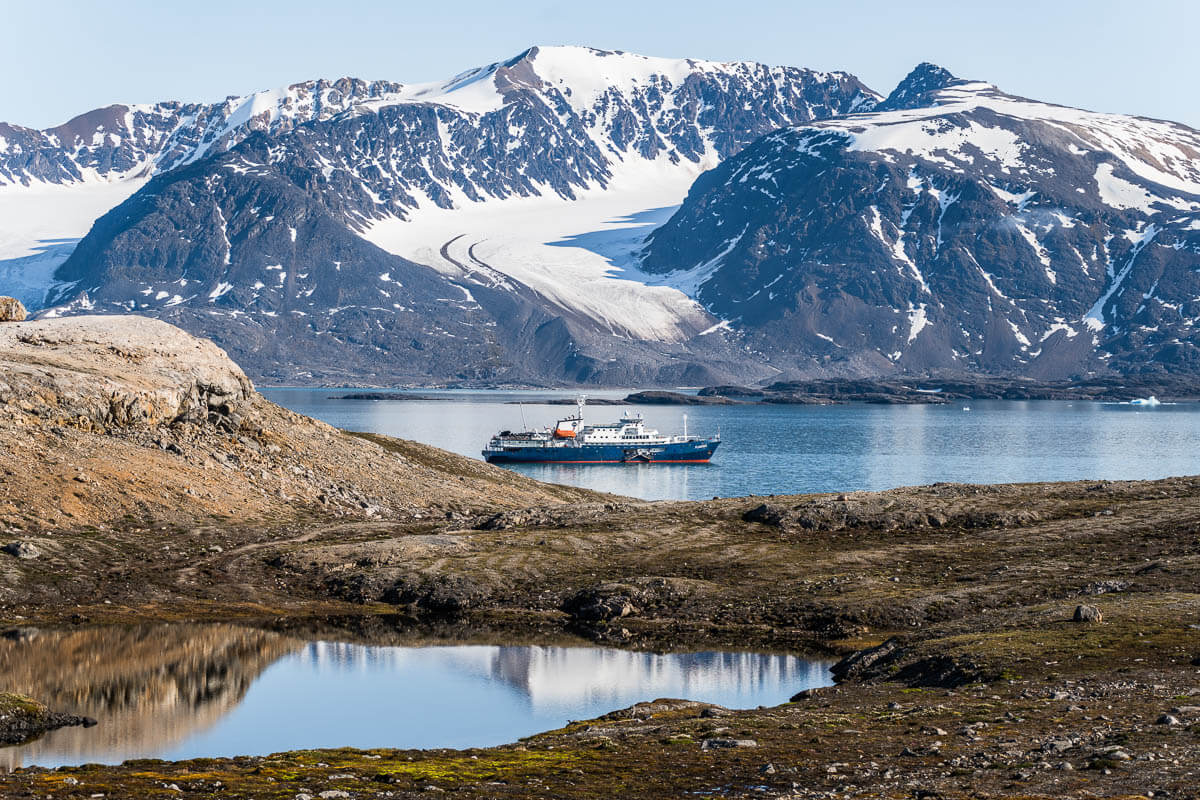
642, 64, 1200, 379
4, 46, 876, 385
0, 315, 591, 531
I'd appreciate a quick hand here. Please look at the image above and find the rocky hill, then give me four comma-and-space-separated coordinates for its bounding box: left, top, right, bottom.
0, 314, 591, 531
641, 64, 1200, 379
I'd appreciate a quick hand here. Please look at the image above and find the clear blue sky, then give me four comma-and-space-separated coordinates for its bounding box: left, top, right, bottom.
2, 0, 1197, 130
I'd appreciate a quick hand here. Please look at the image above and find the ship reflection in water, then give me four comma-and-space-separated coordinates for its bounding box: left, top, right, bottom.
0, 625, 833, 769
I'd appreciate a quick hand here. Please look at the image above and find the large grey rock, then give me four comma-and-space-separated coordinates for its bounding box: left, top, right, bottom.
701, 737, 758, 750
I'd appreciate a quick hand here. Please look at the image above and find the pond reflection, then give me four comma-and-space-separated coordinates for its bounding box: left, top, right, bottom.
0, 624, 301, 769
1, 625, 832, 768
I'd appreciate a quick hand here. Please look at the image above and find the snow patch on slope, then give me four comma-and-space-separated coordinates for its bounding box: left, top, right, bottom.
1094, 162, 1158, 212
1084, 223, 1161, 329
0, 170, 151, 309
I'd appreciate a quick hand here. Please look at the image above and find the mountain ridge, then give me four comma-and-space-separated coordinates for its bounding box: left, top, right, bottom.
12, 45, 878, 385
6, 52, 1200, 384
640, 64, 1200, 380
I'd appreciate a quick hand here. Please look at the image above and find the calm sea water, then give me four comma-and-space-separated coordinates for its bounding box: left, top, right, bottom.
263, 389, 1200, 500
0, 625, 830, 768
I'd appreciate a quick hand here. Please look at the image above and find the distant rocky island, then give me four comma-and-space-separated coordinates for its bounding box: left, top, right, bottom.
409, 376, 1200, 408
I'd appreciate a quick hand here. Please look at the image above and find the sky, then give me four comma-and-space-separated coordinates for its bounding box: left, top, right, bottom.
1, 0, 1197, 130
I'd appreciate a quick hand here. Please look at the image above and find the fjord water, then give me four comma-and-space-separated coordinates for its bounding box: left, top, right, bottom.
263, 389, 1200, 500
0, 624, 830, 769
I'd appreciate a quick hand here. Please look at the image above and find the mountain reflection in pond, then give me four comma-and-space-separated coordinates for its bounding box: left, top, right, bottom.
1, 625, 832, 769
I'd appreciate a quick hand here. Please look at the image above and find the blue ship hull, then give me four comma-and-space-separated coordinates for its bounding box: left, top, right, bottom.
483, 438, 719, 464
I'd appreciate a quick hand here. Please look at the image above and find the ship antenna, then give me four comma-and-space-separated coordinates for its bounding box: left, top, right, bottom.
578, 394, 586, 419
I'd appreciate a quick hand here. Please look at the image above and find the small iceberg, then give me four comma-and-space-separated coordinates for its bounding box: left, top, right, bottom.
1129, 396, 1162, 407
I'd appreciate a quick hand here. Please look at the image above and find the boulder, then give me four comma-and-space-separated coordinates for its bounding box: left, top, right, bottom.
382, 574, 495, 614
700, 737, 757, 750
831, 637, 904, 681
563, 584, 640, 622
0, 297, 27, 322
742, 503, 786, 526
1, 542, 40, 560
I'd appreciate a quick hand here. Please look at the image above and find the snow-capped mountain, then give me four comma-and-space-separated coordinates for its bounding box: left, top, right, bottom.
8, 46, 877, 384
641, 63, 1200, 378
11, 52, 1198, 384
0, 78, 403, 311
0, 78, 406, 188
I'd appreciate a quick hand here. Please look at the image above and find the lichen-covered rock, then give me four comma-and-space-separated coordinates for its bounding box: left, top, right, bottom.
0, 296, 27, 322
831, 637, 905, 682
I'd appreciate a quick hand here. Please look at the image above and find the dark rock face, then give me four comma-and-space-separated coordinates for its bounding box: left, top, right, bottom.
563, 584, 640, 622
641, 65, 1200, 380
831, 638, 984, 688
876, 62, 965, 111
25, 47, 877, 385
382, 574, 496, 614
831, 637, 904, 682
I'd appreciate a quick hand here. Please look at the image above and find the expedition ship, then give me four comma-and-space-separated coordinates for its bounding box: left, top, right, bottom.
482, 398, 720, 464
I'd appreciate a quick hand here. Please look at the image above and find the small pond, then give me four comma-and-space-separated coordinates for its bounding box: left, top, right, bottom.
0, 624, 833, 769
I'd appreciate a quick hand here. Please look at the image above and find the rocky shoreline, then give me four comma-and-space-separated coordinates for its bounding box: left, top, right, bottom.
0, 693, 93, 747
2, 314, 1199, 798
333, 375, 1200, 409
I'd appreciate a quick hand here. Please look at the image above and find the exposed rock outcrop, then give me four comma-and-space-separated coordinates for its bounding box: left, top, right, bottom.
0, 315, 595, 530
0, 297, 26, 322
0, 315, 252, 432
